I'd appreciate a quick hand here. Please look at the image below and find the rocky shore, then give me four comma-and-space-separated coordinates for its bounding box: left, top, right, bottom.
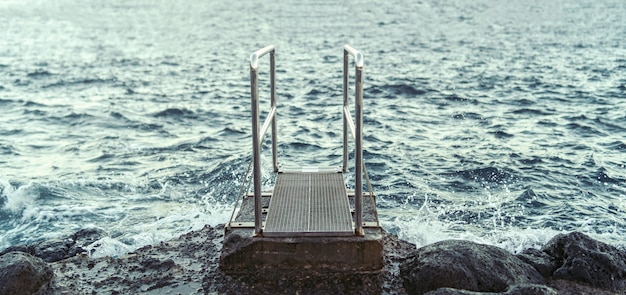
1, 225, 624, 295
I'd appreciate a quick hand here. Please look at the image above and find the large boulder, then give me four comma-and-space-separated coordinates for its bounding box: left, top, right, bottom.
400, 240, 544, 295
0, 251, 53, 295
541, 232, 626, 292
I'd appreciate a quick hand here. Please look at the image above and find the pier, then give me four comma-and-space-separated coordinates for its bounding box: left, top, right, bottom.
220, 45, 383, 272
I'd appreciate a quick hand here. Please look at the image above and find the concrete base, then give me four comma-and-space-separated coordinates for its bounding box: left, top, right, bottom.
220, 227, 384, 272
220, 193, 384, 273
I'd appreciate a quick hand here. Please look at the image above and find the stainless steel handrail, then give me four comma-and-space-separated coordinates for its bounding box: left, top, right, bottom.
248, 44, 369, 237
250, 45, 278, 236
343, 44, 365, 236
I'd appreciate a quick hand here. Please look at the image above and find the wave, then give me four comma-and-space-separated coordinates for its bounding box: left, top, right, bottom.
46, 112, 96, 126
366, 84, 429, 98
565, 122, 605, 137
0, 98, 16, 105
593, 168, 623, 185
151, 108, 196, 119
26, 70, 54, 79
515, 189, 549, 209
514, 155, 544, 165
510, 108, 552, 116
489, 130, 514, 139
600, 141, 626, 151
442, 94, 474, 103
0, 180, 66, 214
593, 117, 626, 133
451, 112, 487, 121
40, 77, 118, 89
451, 166, 515, 184
218, 127, 246, 137
0, 143, 18, 156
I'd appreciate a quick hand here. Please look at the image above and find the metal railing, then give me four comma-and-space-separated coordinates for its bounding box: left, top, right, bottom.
247, 44, 370, 236
250, 45, 278, 235
343, 45, 365, 235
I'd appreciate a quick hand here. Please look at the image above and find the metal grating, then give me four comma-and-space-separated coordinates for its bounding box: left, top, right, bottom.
264, 172, 353, 237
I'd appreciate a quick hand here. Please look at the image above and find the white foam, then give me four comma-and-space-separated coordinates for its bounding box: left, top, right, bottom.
85, 237, 135, 258
1, 179, 39, 213
82, 201, 232, 258
383, 209, 562, 254
378, 193, 564, 254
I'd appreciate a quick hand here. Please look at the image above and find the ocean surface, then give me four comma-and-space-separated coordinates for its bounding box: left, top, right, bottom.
1, 0, 625, 257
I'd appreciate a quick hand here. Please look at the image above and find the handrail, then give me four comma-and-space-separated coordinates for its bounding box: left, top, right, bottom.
250, 45, 278, 236
248, 45, 370, 237
343, 44, 365, 236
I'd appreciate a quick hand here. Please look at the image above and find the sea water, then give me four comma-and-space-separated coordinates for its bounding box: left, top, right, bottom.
1, 0, 625, 257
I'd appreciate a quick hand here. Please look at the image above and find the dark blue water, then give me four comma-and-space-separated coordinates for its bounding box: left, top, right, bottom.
1, 0, 625, 256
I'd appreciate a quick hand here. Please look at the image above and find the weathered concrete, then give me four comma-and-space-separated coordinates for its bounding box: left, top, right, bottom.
220, 227, 384, 272
220, 192, 384, 272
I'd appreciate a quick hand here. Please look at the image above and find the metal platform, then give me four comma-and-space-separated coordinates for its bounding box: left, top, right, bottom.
221, 45, 383, 273
263, 171, 353, 237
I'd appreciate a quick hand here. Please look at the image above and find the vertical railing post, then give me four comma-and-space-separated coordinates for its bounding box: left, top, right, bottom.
354, 52, 364, 236
270, 51, 278, 172
343, 45, 365, 236
250, 45, 276, 236
250, 60, 263, 236
342, 50, 350, 173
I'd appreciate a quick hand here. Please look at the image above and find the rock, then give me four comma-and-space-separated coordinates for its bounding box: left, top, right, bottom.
546, 279, 622, 295
48, 225, 221, 294
424, 284, 557, 295
423, 288, 482, 295
541, 231, 626, 292
5, 226, 623, 295
0, 244, 34, 257
516, 248, 557, 277
400, 240, 545, 295
504, 284, 557, 295
68, 227, 108, 257
0, 251, 53, 295
34, 238, 71, 262
381, 230, 417, 294
0, 227, 107, 263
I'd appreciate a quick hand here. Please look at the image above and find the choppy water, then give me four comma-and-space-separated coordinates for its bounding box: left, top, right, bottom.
1, 0, 625, 256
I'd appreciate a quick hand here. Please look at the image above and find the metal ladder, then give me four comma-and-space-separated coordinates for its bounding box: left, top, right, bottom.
232, 45, 372, 237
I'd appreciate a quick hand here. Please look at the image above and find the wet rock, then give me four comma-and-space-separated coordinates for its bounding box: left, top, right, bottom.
381, 230, 417, 294
68, 228, 108, 257
0, 244, 35, 258
48, 225, 220, 294
541, 231, 626, 292
423, 288, 480, 295
34, 238, 71, 262
0, 251, 53, 295
545, 279, 622, 295
0, 227, 107, 263
7, 226, 622, 295
400, 240, 544, 295
424, 284, 557, 295
502, 284, 557, 295
516, 248, 557, 277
